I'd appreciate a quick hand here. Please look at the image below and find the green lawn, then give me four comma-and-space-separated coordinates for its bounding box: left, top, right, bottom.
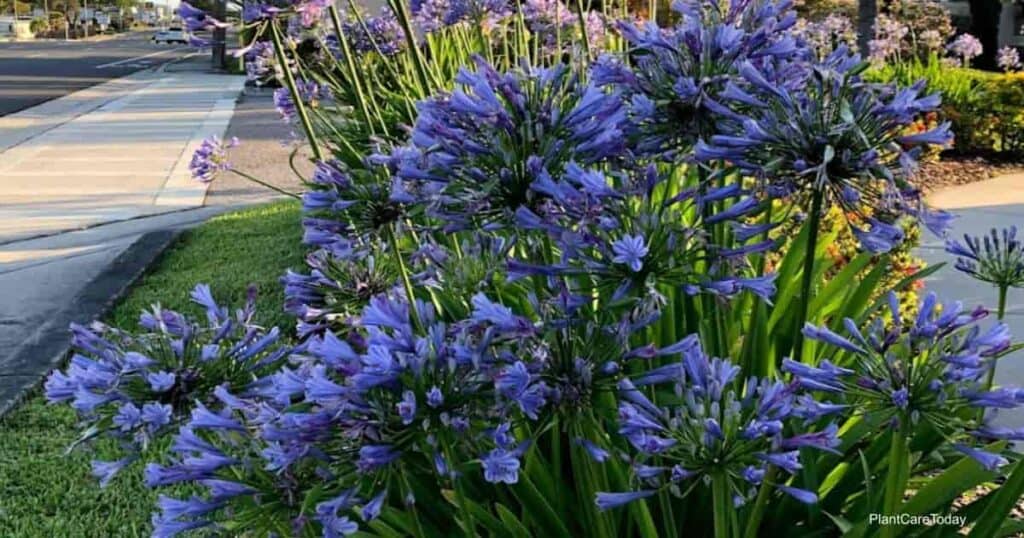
0, 201, 305, 537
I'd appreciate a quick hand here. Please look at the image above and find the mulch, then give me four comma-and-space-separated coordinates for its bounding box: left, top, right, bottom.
912, 154, 1024, 194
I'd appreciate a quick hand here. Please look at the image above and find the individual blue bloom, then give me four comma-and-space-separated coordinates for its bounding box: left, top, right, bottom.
397, 390, 417, 425
973, 425, 1024, 441
800, 323, 865, 355
142, 403, 173, 430
481, 448, 521, 484
758, 451, 802, 474
953, 443, 1009, 471
151, 514, 211, 538
190, 402, 245, 432
780, 423, 841, 453
777, 485, 818, 504
189, 136, 238, 183
322, 515, 359, 537
891, 387, 910, 410
426, 386, 444, 408
853, 219, 906, 254
611, 234, 649, 273
113, 403, 143, 431
361, 490, 386, 522
575, 438, 610, 462
157, 494, 223, 520
945, 226, 1024, 289
147, 371, 176, 392
357, 444, 401, 472
594, 490, 658, 511
91, 457, 134, 488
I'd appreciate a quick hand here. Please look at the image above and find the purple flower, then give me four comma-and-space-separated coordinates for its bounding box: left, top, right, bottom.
948, 33, 983, 65
954, 443, 1008, 470
594, 490, 657, 511
611, 234, 649, 273
91, 457, 134, 488
777, 485, 818, 504
189, 136, 237, 183
397, 390, 417, 425
997, 46, 1022, 72
481, 448, 521, 484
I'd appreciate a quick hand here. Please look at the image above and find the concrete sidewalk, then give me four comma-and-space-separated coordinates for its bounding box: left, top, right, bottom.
0, 69, 245, 243
0, 63, 269, 414
917, 172, 1024, 432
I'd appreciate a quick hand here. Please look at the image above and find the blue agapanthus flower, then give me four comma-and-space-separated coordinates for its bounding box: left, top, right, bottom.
391, 55, 632, 231
190, 136, 238, 183
343, 7, 407, 56
593, 0, 804, 160
788, 291, 1020, 470
696, 46, 954, 253
508, 163, 776, 304
598, 334, 829, 510
44, 284, 291, 487
946, 226, 1024, 289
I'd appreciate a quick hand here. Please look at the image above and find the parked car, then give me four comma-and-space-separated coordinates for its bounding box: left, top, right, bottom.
152, 26, 188, 44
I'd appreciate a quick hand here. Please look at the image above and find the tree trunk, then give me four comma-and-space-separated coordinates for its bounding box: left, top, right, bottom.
997, 1, 1016, 49
969, 0, 1001, 69
857, 0, 877, 58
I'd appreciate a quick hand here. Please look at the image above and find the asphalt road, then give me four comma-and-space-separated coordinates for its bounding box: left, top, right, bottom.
0, 32, 198, 116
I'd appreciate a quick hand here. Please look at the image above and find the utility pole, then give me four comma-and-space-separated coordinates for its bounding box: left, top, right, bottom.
83, 0, 88, 37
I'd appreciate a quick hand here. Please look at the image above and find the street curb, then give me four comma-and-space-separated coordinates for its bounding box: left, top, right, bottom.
0, 229, 181, 419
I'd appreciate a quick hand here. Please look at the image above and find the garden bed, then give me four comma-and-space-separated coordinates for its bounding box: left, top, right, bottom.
914, 154, 1024, 193
0, 201, 303, 537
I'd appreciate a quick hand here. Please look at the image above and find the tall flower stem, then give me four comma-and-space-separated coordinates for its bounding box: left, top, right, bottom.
984, 284, 1009, 391
269, 21, 325, 162
742, 466, 776, 538
711, 472, 730, 538
572, 0, 591, 58
229, 169, 301, 199
881, 425, 908, 538
386, 224, 422, 331
385, 0, 434, 95
328, 5, 375, 134
793, 188, 825, 364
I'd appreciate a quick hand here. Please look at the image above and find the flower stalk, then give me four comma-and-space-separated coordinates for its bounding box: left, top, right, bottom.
269, 21, 324, 162
794, 189, 825, 363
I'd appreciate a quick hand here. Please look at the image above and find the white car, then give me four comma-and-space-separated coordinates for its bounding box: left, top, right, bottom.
152, 27, 189, 44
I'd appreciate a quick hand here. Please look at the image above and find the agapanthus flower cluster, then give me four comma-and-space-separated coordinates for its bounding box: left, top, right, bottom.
148, 292, 545, 536
189, 135, 238, 183
597, 334, 830, 511
867, 16, 909, 63
273, 80, 332, 124
510, 163, 777, 304
412, 0, 511, 33
520, 0, 606, 53
595, 0, 803, 159
695, 47, 953, 252
795, 14, 856, 59
946, 226, 1024, 289
243, 40, 276, 84
947, 33, 983, 66
343, 8, 407, 56
44, 284, 291, 487
788, 292, 1022, 470
391, 55, 632, 231
997, 46, 1022, 73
